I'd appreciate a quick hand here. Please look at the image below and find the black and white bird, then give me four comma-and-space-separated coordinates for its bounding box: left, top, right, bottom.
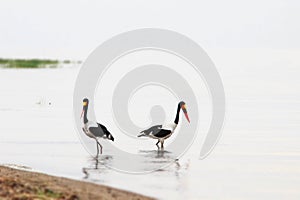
138, 101, 190, 149
81, 98, 114, 156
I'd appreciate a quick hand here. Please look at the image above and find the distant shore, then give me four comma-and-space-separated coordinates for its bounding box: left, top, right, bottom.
0, 166, 154, 200
0, 58, 81, 68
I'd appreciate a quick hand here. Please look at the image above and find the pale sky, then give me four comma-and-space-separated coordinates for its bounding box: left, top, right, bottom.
0, 0, 299, 59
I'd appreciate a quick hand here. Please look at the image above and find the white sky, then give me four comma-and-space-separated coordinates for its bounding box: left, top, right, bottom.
0, 0, 299, 59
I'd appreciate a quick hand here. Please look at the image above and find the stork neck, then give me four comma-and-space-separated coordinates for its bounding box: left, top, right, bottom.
174, 103, 181, 125
83, 106, 88, 124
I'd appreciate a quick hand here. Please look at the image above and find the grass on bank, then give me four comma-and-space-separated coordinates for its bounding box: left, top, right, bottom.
0, 58, 81, 68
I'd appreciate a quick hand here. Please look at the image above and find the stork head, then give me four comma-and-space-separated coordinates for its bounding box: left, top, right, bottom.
179, 101, 190, 123
82, 98, 89, 107
81, 98, 89, 118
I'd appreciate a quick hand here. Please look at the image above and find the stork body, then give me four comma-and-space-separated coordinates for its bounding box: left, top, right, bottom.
138, 101, 190, 149
81, 98, 114, 156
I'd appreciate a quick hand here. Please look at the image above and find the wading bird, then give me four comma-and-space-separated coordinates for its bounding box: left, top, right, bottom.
138, 101, 190, 149
81, 98, 114, 156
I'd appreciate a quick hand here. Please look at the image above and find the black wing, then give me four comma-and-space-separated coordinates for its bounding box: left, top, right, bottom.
140, 125, 162, 135
153, 129, 172, 138
98, 123, 109, 133
89, 123, 110, 137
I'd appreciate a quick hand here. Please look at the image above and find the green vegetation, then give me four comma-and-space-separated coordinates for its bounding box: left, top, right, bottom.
0, 58, 59, 68
0, 58, 78, 68
36, 188, 62, 199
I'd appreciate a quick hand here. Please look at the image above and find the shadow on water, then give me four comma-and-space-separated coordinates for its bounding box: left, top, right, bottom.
139, 149, 177, 166
82, 149, 186, 174
82, 155, 113, 179
80, 150, 191, 200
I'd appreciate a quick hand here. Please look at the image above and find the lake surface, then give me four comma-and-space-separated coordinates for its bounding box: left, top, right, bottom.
0, 49, 300, 199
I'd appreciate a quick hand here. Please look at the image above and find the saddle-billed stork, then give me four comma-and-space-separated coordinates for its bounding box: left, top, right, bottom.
81, 98, 114, 156
138, 101, 190, 149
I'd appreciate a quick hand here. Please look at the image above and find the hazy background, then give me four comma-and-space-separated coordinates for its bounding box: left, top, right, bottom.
0, 0, 299, 59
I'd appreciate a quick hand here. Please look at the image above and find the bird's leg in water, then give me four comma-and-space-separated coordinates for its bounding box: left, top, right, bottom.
96, 139, 103, 154
95, 139, 99, 157
99, 143, 103, 154
156, 140, 160, 149
95, 158, 99, 169
161, 140, 164, 149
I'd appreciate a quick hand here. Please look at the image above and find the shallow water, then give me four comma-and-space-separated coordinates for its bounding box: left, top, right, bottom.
1, 50, 300, 199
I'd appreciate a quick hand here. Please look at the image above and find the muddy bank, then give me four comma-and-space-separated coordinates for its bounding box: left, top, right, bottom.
0, 166, 154, 200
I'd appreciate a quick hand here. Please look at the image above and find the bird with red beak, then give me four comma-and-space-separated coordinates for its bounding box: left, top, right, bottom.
138, 101, 190, 149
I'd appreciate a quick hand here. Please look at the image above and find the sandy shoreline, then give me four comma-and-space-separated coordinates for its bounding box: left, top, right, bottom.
0, 166, 154, 200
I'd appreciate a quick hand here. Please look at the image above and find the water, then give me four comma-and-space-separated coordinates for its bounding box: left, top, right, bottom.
0, 49, 300, 199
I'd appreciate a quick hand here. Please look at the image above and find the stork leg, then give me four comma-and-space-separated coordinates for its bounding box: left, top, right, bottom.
161, 140, 164, 149
95, 140, 99, 157
94, 138, 103, 157
96, 139, 103, 154
156, 140, 160, 148
99, 142, 103, 154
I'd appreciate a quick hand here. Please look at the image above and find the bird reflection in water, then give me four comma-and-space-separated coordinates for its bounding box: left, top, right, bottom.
82, 155, 113, 179
82, 149, 190, 180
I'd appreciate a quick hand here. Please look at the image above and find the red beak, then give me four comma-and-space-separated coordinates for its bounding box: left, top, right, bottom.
184, 112, 190, 123
80, 109, 84, 119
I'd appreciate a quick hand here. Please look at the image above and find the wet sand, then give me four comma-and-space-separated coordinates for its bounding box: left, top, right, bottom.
0, 166, 154, 200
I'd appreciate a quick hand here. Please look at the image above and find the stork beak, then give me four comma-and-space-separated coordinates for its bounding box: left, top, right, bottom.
184, 112, 190, 123
181, 104, 190, 123
80, 109, 84, 119
81, 101, 87, 119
